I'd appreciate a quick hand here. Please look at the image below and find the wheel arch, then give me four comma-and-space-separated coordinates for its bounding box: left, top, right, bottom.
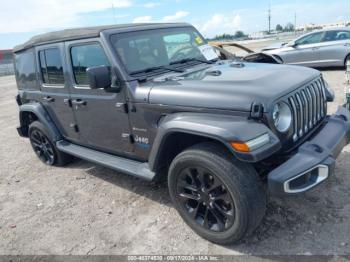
150, 130, 230, 174
18, 103, 62, 141
148, 112, 281, 173
344, 53, 350, 67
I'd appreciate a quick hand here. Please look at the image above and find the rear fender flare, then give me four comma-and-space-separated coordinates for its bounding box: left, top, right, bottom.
19, 103, 62, 141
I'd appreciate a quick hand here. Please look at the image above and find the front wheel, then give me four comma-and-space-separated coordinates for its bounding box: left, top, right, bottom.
168, 142, 266, 244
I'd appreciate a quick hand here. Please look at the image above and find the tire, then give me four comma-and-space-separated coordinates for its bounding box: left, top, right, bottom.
345, 54, 350, 68
28, 121, 73, 166
168, 142, 266, 244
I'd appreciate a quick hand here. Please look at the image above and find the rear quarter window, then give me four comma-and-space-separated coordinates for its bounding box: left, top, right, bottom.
14, 49, 38, 90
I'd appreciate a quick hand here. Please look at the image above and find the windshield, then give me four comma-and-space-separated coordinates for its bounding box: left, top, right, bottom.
110, 27, 218, 75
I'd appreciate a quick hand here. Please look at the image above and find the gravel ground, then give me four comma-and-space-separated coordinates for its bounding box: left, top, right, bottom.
0, 67, 350, 255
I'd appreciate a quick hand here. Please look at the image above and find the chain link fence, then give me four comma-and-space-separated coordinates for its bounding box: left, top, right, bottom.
0, 63, 14, 76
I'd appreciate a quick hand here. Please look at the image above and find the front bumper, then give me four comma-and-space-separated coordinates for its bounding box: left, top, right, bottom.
268, 106, 350, 196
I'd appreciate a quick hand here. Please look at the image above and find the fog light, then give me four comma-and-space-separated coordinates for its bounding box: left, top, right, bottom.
284, 165, 329, 193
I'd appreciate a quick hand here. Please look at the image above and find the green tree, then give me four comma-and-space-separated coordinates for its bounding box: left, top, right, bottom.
276, 24, 283, 31
234, 31, 246, 38
284, 22, 295, 32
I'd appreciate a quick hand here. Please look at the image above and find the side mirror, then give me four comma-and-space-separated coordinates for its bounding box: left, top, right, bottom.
287, 41, 298, 48
87, 65, 121, 92
87, 65, 111, 89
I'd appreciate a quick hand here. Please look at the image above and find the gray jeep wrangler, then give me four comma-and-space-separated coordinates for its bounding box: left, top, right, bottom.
13, 23, 350, 244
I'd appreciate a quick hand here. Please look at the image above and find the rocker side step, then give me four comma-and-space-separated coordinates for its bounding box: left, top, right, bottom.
56, 140, 155, 181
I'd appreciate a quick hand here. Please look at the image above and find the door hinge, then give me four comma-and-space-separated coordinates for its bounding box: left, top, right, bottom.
122, 133, 134, 144
115, 103, 128, 113
70, 123, 79, 132
63, 98, 72, 107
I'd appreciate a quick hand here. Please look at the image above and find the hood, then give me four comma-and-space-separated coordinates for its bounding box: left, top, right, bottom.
148, 61, 320, 112
261, 42, 287, 51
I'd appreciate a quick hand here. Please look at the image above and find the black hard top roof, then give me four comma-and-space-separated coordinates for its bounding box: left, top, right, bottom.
13, 23, 191, 53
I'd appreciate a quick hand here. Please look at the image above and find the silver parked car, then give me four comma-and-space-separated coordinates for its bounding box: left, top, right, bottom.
262, 28, 350, 67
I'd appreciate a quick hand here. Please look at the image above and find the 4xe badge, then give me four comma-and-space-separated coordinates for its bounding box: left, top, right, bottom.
134, 135, 149, 148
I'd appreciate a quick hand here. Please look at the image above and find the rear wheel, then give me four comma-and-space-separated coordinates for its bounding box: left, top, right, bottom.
168, 142, 266, 244
29, 121, 72, 166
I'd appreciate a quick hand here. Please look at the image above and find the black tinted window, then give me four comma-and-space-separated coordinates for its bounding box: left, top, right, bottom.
39, 48, 64, 85
71, 43, 109, 86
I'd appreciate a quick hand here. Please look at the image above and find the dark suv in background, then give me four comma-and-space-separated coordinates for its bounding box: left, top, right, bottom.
13, 23, 350, 244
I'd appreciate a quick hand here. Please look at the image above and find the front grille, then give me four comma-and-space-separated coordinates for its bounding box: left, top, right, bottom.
288, 78, 327, 141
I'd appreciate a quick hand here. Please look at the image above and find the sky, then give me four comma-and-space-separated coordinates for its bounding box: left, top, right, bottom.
0, 0, 349, 49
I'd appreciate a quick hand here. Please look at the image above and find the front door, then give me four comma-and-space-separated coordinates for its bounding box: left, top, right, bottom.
36, 43, 79, 142
282, 32, 324, 67
65, 39, 133, 155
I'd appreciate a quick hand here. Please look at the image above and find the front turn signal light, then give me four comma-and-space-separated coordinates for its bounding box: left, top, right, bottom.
230, 133, 270, 153
230, 142, 250, 152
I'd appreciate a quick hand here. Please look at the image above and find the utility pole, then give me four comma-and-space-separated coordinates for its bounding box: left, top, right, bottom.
294, 12, 297, 35
268, 3, 271, 33
112, 3, 116, 24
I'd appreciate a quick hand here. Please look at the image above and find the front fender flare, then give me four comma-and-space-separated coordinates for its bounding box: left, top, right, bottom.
148, 113, 281, 171
19, 103, 62, 142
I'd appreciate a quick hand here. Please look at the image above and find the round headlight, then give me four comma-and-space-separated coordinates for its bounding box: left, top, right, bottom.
272, 102, 292, 133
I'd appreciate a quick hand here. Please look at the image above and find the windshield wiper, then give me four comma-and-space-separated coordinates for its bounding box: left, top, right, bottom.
129, 65, 184, 76
169, 57, 215, 65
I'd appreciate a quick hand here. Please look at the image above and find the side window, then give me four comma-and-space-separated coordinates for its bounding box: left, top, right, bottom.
335, 31, 350, 41
296, 32, 323, 45
70, 43, 109, 86
39, 48, 64, 85
14, 49, 38, 90
323, 31, 350, 42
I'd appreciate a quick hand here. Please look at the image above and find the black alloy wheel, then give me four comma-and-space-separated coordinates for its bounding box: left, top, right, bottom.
168, 142, 267, 244
176, 166, 235, 232
29, 129, 55, 165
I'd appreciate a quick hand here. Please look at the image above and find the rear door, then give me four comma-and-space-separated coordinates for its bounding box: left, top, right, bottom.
281, 32, 324, 67
65, 38, 133, 155
36, 43, 79, 142
318, 30, 350, 67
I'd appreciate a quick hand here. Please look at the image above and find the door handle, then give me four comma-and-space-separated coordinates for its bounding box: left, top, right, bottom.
312, 47, 319, 50
72, 99, 87, 106
43, 96, 55, 102
345, 43, 350, 47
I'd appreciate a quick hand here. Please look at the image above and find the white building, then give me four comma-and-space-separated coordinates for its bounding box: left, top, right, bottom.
296, 21, 350, 31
